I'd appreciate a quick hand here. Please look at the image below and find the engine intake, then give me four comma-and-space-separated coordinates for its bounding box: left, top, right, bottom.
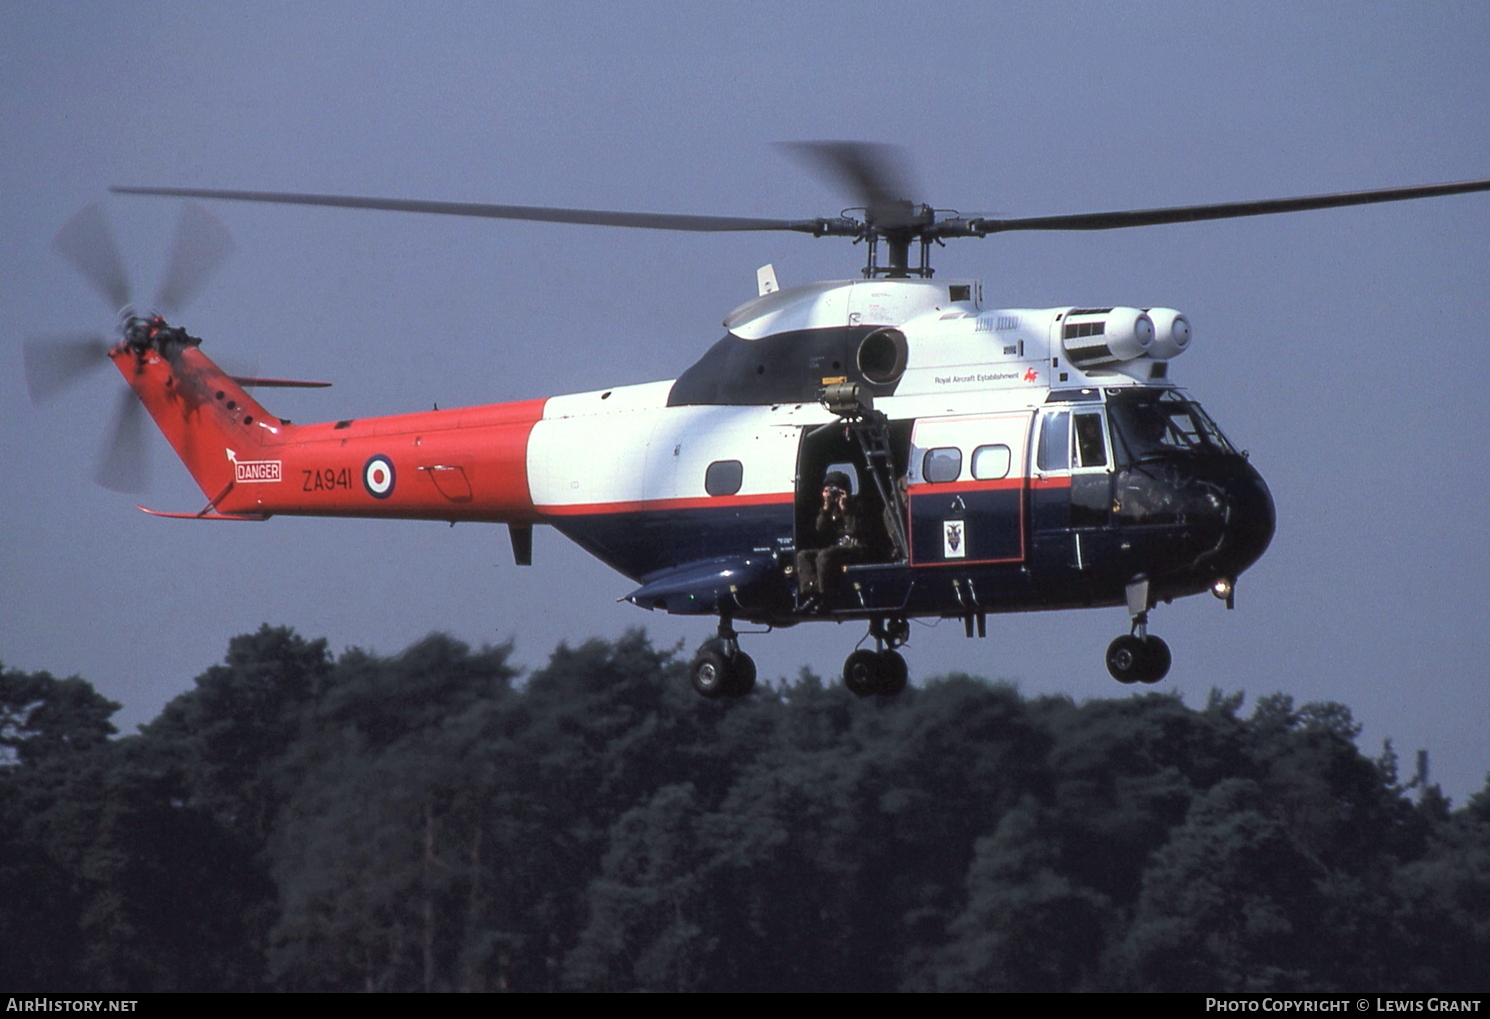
1060, 307, 1154, 369
1145, 308, 1191, 360
856, 327, 908, 384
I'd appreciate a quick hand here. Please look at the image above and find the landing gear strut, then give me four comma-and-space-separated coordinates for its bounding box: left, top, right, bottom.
690, 615, 756, 698
1106, 576, 1171, 685
843, 616, 910, 697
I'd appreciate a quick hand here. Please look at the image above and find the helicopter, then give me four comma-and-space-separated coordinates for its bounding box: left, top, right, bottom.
24, 144, 1490, 699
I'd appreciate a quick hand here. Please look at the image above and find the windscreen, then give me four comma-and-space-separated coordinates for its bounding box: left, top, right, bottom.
1107, 390, 1236, 462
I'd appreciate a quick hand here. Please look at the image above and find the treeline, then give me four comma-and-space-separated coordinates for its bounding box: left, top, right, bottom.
1, 627, 1486, 992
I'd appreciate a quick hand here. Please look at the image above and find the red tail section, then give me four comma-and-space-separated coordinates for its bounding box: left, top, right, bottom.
113, 338, 546, 524
112, 342, 277, 508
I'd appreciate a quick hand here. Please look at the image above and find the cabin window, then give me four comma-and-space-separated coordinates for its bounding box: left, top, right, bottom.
971, 444, 1011, 480
1037, 411, 1070, 471
923, 447, 963, 484
1072, 413, 1108, 468
704, 460, 743, 496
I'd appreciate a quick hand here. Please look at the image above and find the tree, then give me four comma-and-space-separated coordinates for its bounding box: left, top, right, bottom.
267, 633, 518, 991
0, 662, 118, 766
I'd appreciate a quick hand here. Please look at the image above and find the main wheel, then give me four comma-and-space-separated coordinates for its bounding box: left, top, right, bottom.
1139, 635, 1171, 684
729, 651, 757, 696
844, 649, 881, 697
691, 648, 731, 698
878, 650, 908, 696
1105, 634, 1147, 684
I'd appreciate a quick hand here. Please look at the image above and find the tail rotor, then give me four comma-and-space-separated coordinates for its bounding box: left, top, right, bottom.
52, 202, 132, 311
22, 333, 113, 403
94, 389, 149, 493
24, 200, 234, 493
153, 199, 235, 317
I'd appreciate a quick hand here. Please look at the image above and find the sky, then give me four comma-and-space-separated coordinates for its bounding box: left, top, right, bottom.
2, 2, 1487, 802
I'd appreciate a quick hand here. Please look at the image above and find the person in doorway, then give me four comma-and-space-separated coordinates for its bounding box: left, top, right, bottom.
796, 470, 865, 609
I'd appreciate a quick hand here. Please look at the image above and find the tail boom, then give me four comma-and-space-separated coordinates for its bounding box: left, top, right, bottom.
114, 343, 544, 524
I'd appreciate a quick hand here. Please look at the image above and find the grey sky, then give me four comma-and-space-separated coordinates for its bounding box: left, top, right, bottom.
3, 2, 1487, 800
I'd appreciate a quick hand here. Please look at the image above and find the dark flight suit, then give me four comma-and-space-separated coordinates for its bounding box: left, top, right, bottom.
797, 498, 865, 607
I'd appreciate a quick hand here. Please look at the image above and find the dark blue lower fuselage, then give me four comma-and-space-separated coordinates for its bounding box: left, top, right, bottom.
551, 451, 1275, 625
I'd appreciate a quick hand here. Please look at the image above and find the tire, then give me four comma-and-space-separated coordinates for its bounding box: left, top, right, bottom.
691, 647, 732, 698
844, 649, 881, 698
1105, 634, 1146, 684
1139, 636, 1171, 684
729, 651, 757, 696
878, 650, 908, 696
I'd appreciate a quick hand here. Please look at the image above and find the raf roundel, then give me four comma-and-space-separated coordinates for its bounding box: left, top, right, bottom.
363, 455, 396, 499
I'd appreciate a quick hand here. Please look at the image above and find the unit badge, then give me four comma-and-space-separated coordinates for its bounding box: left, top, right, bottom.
943, 520, 965, 559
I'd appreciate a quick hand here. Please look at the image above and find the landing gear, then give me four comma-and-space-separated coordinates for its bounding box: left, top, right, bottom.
842, 617, 910, 697
1106, 576, 1171, 684
1105, 633, 1170, 684
690, 617, 756, 698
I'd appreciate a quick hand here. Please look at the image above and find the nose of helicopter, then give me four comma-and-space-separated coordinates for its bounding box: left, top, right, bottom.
1211, 459, 1276, 579
1119, 454, 1276, 590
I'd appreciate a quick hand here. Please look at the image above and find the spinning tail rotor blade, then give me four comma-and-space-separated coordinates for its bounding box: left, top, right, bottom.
22, 335, 112, 404
152, 201, 235, 315
94, 388, 149, 493
36, 201, 240, 496
53, 203, 132, 311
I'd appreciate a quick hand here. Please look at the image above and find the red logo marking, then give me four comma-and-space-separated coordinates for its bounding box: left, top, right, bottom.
1023, 368, 1039, 383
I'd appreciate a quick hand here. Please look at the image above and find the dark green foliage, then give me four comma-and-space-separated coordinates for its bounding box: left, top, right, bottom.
2, 635, 1487, 991
0, 662, 120, 989
1, 662, 119, 766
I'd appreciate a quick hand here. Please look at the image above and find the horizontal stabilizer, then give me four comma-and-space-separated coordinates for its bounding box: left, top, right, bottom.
229, 375, 331, 389
137, 505, 268, 521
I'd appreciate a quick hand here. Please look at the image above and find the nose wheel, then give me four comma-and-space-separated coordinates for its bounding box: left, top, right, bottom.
1105, 632, 1171, 684
1106, 576, 1171, 684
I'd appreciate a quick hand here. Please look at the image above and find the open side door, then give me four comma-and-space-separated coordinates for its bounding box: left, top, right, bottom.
794, 416, 912, 565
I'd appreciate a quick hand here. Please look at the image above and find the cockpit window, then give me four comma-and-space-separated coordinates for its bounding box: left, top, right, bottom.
1108, 390, 1235, 461
1073, 412, 1108, 468
1037, 411, 1070, 471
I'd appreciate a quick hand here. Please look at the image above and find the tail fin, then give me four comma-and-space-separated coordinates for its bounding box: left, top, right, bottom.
111, 336, 284, 502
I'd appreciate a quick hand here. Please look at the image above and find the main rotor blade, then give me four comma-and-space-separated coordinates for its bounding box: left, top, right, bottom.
53, 203, 131, 310
778, 141, 918, 225
153, 201, 235, 315
973, 178, 1490, 234
94, 389, 148, 493
112, 185, 825, 234
22, 335, 112, 404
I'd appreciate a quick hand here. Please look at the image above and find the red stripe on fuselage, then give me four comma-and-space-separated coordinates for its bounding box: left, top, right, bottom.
538, 492, 794, 517
907, 477, 1028, 495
